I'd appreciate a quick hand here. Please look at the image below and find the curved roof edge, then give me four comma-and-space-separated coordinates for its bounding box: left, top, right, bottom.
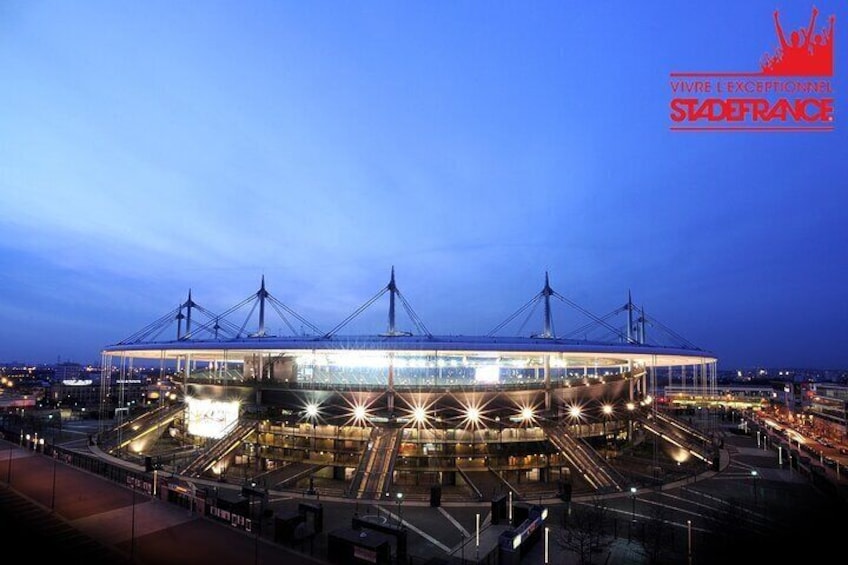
102, 334, 717, 363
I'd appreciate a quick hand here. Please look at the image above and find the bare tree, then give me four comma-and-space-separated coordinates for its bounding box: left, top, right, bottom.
632, 499, 677, 565
697, 495, 762, 561
555, 497, 613, 565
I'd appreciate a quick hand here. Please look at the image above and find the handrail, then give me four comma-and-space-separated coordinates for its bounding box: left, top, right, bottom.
489, 467, 520, 498
637, 417, 714, 464
347, 427, 380, 497
181, 420, 256, 477
381, 428, 403, 494
543, 422, 624, 493
105, 404, 184, 453
652, 410, 713, 444
455, 466, 483, 500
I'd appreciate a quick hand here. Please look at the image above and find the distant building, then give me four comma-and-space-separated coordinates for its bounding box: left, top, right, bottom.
44, 365, 152, 418
0, 365, 49, 406
662, 382, 780, 409
806, 382, 848, 438
52, 362, 84, 383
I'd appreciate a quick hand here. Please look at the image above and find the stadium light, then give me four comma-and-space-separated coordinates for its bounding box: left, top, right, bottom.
413, 406, 427, 425
305, 403, 319, 419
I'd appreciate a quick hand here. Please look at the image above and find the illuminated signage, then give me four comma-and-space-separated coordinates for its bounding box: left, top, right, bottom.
186, 398, 239, 439
61, 379, 94, 386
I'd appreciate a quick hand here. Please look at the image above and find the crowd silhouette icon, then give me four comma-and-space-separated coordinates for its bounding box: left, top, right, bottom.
761, 6, 834, 76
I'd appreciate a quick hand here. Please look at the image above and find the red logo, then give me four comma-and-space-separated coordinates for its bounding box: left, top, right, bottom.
670, 6, 836, 132
763, 7, 834, 76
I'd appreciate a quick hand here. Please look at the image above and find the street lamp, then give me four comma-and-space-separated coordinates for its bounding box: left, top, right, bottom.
6, 442, 12, 484
130, 483, 137, 563
306, 403, 319, 458
602, 404, 614, 447
396, 492, 404, 527
51, 448, 58, 511
687, 519, 693, 565
568, 405, 582, 426
630, 486, 637, 522
750, 470, 758, 506
475, 512, 480, 553
495, 416, 502, 447
626, 402, 636, 442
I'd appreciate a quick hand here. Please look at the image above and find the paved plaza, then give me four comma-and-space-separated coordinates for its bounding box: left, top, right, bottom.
3, 416, 846, 564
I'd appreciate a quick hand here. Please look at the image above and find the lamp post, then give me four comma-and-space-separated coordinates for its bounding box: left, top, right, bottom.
306, 403, 319, 460
396, 492, 404, 527
602, 404, 613, 446
495, 416, 502, 448
311, 419, 317, 460
51, 447, 58, 511
130, 483, 137, 563
568, 405, 582, 435
475, 512, 480, 558
6, 442, 12, 484
751, 470, 758, 506
687, 519, 693, 565
630, 487, 637, 522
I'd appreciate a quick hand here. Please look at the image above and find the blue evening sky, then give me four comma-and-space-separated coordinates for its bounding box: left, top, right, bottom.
1, 1, 846, 370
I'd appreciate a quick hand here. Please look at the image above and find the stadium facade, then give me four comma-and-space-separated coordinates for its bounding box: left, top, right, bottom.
99, 271, 719, 501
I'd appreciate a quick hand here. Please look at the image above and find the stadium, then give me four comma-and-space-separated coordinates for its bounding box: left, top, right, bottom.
98, 270, 720, 503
